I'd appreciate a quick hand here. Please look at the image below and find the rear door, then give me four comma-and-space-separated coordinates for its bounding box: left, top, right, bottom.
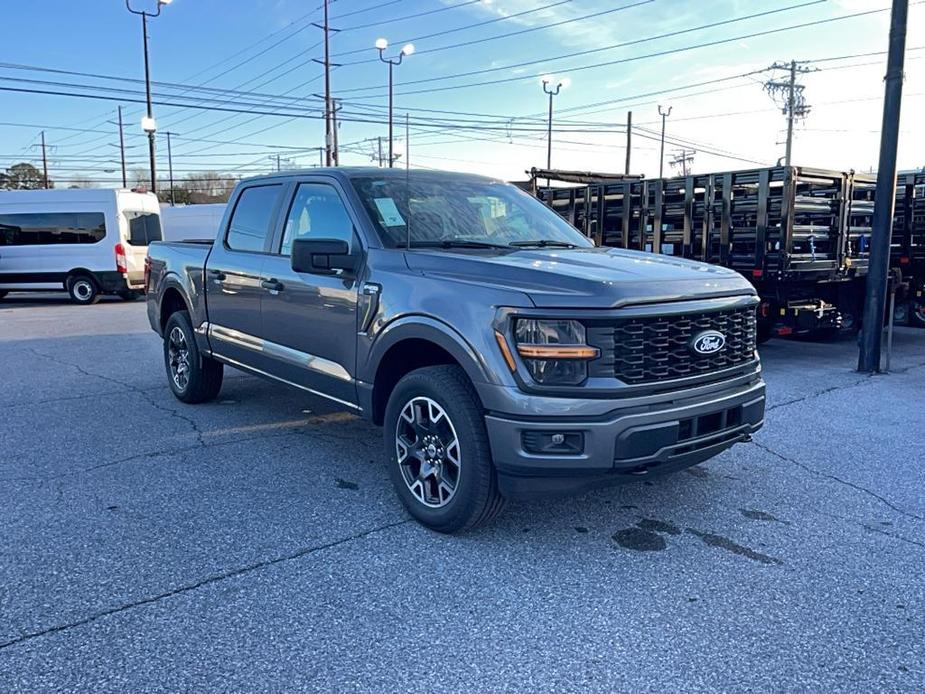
258, 178, 361, 407
119, 193, 162, 286
204, 183, 285, 371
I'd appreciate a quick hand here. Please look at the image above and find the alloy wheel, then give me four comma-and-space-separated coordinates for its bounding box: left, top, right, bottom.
395, 396, 461, 508
168, 326, 191, 391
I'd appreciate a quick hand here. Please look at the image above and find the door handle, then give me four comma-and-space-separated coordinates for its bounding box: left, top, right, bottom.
261, 279, 284, 292
208, 269, 226, 281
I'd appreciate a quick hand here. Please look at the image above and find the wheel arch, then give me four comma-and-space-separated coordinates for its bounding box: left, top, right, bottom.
364, 317, 491, 426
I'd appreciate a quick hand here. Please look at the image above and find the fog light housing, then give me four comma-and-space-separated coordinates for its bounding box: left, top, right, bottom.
522, 431, 584, 455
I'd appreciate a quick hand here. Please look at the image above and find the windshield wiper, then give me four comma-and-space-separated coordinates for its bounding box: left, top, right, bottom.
508, 239, 578, 248
411, 239, 510, 250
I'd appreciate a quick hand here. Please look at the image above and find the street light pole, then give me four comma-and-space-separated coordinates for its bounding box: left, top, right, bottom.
376, 39, 414, 168
658, 105, 672, 178
126, 0, 171, 193
117, 106, 127, 188
541, 75, 569, 189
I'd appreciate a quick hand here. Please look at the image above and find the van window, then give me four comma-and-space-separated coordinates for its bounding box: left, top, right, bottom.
124, 211, 162, 246
0, 212, 106, 246
226, 184, 283, 253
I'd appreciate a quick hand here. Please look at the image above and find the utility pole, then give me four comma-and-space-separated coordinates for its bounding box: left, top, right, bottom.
378, 136, 383, 167
322, 0, 333, 166
117, 106, 127, 188
165, 131, 175, 206
625, 111, 632, 175
657, 105, 672, 178
332, 98, 341, 166
670, 149, 695, 177
276, 154, 282, 172
40, 130, 49, 189
405, 113, 410, 171
764, 60, 815, 167
859, 0, 908, 373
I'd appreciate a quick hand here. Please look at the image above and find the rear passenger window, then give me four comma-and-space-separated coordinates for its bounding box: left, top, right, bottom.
225, 184, 282, 253
0, 212, 106, 245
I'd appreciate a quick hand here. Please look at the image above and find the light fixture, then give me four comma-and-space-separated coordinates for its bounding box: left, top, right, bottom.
540, 74, 553, 85
375, 37, 388, 50
559, 77, 572, 89
141, 116, 157, 133
401, 43, 415, 56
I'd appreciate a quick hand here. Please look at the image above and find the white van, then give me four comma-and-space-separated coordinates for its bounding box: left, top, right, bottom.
159, 203, 226, 242
0, 188, 161, 304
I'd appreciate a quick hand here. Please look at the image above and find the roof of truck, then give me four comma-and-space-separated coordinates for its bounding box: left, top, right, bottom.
241, 167, 501, 185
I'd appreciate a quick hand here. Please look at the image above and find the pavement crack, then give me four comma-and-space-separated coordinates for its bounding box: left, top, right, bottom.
0, 518, 412, 652
753, 440, 924, 523
28, 348, 207, 447
767, 376, 872, 412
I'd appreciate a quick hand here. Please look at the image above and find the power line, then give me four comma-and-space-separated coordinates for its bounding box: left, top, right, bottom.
335, 0, 829, 94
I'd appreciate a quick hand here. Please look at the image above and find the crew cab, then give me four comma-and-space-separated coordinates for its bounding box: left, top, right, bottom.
146, 168, 765, 533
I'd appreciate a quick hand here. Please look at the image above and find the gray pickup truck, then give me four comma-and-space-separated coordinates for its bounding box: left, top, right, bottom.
146, 168, 765, 533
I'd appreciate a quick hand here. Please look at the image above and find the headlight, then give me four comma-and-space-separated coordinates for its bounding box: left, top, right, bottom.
514, 319, 599, 385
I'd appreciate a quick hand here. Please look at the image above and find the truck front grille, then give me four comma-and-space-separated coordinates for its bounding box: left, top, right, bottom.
588, 306, 757, 385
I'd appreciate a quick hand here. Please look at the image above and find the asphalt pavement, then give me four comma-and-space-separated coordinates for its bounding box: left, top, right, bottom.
0, 293, 923, 692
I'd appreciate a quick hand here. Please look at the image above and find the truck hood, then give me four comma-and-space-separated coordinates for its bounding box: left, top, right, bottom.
404, 246, 755, 308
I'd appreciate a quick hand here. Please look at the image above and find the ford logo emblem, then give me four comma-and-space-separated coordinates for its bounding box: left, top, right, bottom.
691, 330, 726, 355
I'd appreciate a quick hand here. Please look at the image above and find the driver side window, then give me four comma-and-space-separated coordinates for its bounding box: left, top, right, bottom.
279, 183, 354, 256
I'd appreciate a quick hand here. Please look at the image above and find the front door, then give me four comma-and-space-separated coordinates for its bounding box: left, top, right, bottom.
259, 179, 360, 408
204, 182, 284, 371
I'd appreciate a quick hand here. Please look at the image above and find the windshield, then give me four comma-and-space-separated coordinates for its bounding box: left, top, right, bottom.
349, 174, 592, 249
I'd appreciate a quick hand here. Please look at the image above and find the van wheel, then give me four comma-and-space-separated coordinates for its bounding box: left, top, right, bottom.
383, 365, 505, 533
118, 290, 141, 301
163, 310, 224, 403
66, 274, 100, 305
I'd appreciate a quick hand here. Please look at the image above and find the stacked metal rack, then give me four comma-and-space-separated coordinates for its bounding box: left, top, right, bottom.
529, 165, 917, 340
892, 171, 925, 326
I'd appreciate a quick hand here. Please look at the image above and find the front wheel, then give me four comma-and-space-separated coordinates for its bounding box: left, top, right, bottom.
911, 300, 925, 328
383, 365, 505, 533
163, 310, 224, 403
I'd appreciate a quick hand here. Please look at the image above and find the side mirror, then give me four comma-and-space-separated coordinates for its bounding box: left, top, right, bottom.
291, 237, 358, 274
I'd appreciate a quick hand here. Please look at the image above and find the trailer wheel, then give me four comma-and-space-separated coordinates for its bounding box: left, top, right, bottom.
911, 301, 925, 328
66, 274, 100, 305
892, 301, 910, 326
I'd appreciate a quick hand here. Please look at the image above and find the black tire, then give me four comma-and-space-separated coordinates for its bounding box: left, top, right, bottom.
0, 290, 8, 300
383, 365, 505, 533
163, 310, 224, 404
118, 290, 142, 301
911, 300, 925, 328
66, 274, 100, 305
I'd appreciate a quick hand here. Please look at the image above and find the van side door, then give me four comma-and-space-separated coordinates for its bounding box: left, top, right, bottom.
257, 178, 362, 408
204, 183, 284, 372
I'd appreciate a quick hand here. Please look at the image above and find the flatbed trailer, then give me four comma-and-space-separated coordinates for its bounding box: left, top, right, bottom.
532, 165, 885, 340
893, 171, 925, 326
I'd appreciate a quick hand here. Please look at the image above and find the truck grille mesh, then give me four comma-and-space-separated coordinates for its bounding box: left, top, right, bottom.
589, 307, 757, 385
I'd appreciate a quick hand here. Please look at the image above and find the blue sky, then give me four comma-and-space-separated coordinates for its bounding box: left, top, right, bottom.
0, 0, 922, 185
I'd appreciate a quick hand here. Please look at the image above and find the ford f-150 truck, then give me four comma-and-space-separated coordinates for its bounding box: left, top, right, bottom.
146, 168, 765, 533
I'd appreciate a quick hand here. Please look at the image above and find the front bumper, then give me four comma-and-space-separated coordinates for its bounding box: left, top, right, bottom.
484, 378, 765, 499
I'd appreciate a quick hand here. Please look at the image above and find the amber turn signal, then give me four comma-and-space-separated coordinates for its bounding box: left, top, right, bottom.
494, 331, 518, 372
516, 345, 600, 359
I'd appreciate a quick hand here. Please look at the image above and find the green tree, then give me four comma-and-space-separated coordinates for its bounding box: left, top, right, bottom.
0, 162, 51, 190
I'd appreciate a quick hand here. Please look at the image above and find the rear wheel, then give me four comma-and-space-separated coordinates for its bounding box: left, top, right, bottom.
911, 300, 925, 328
66, 274, 100, 305
383, 365, 505, 533
163, 310, 223, 403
